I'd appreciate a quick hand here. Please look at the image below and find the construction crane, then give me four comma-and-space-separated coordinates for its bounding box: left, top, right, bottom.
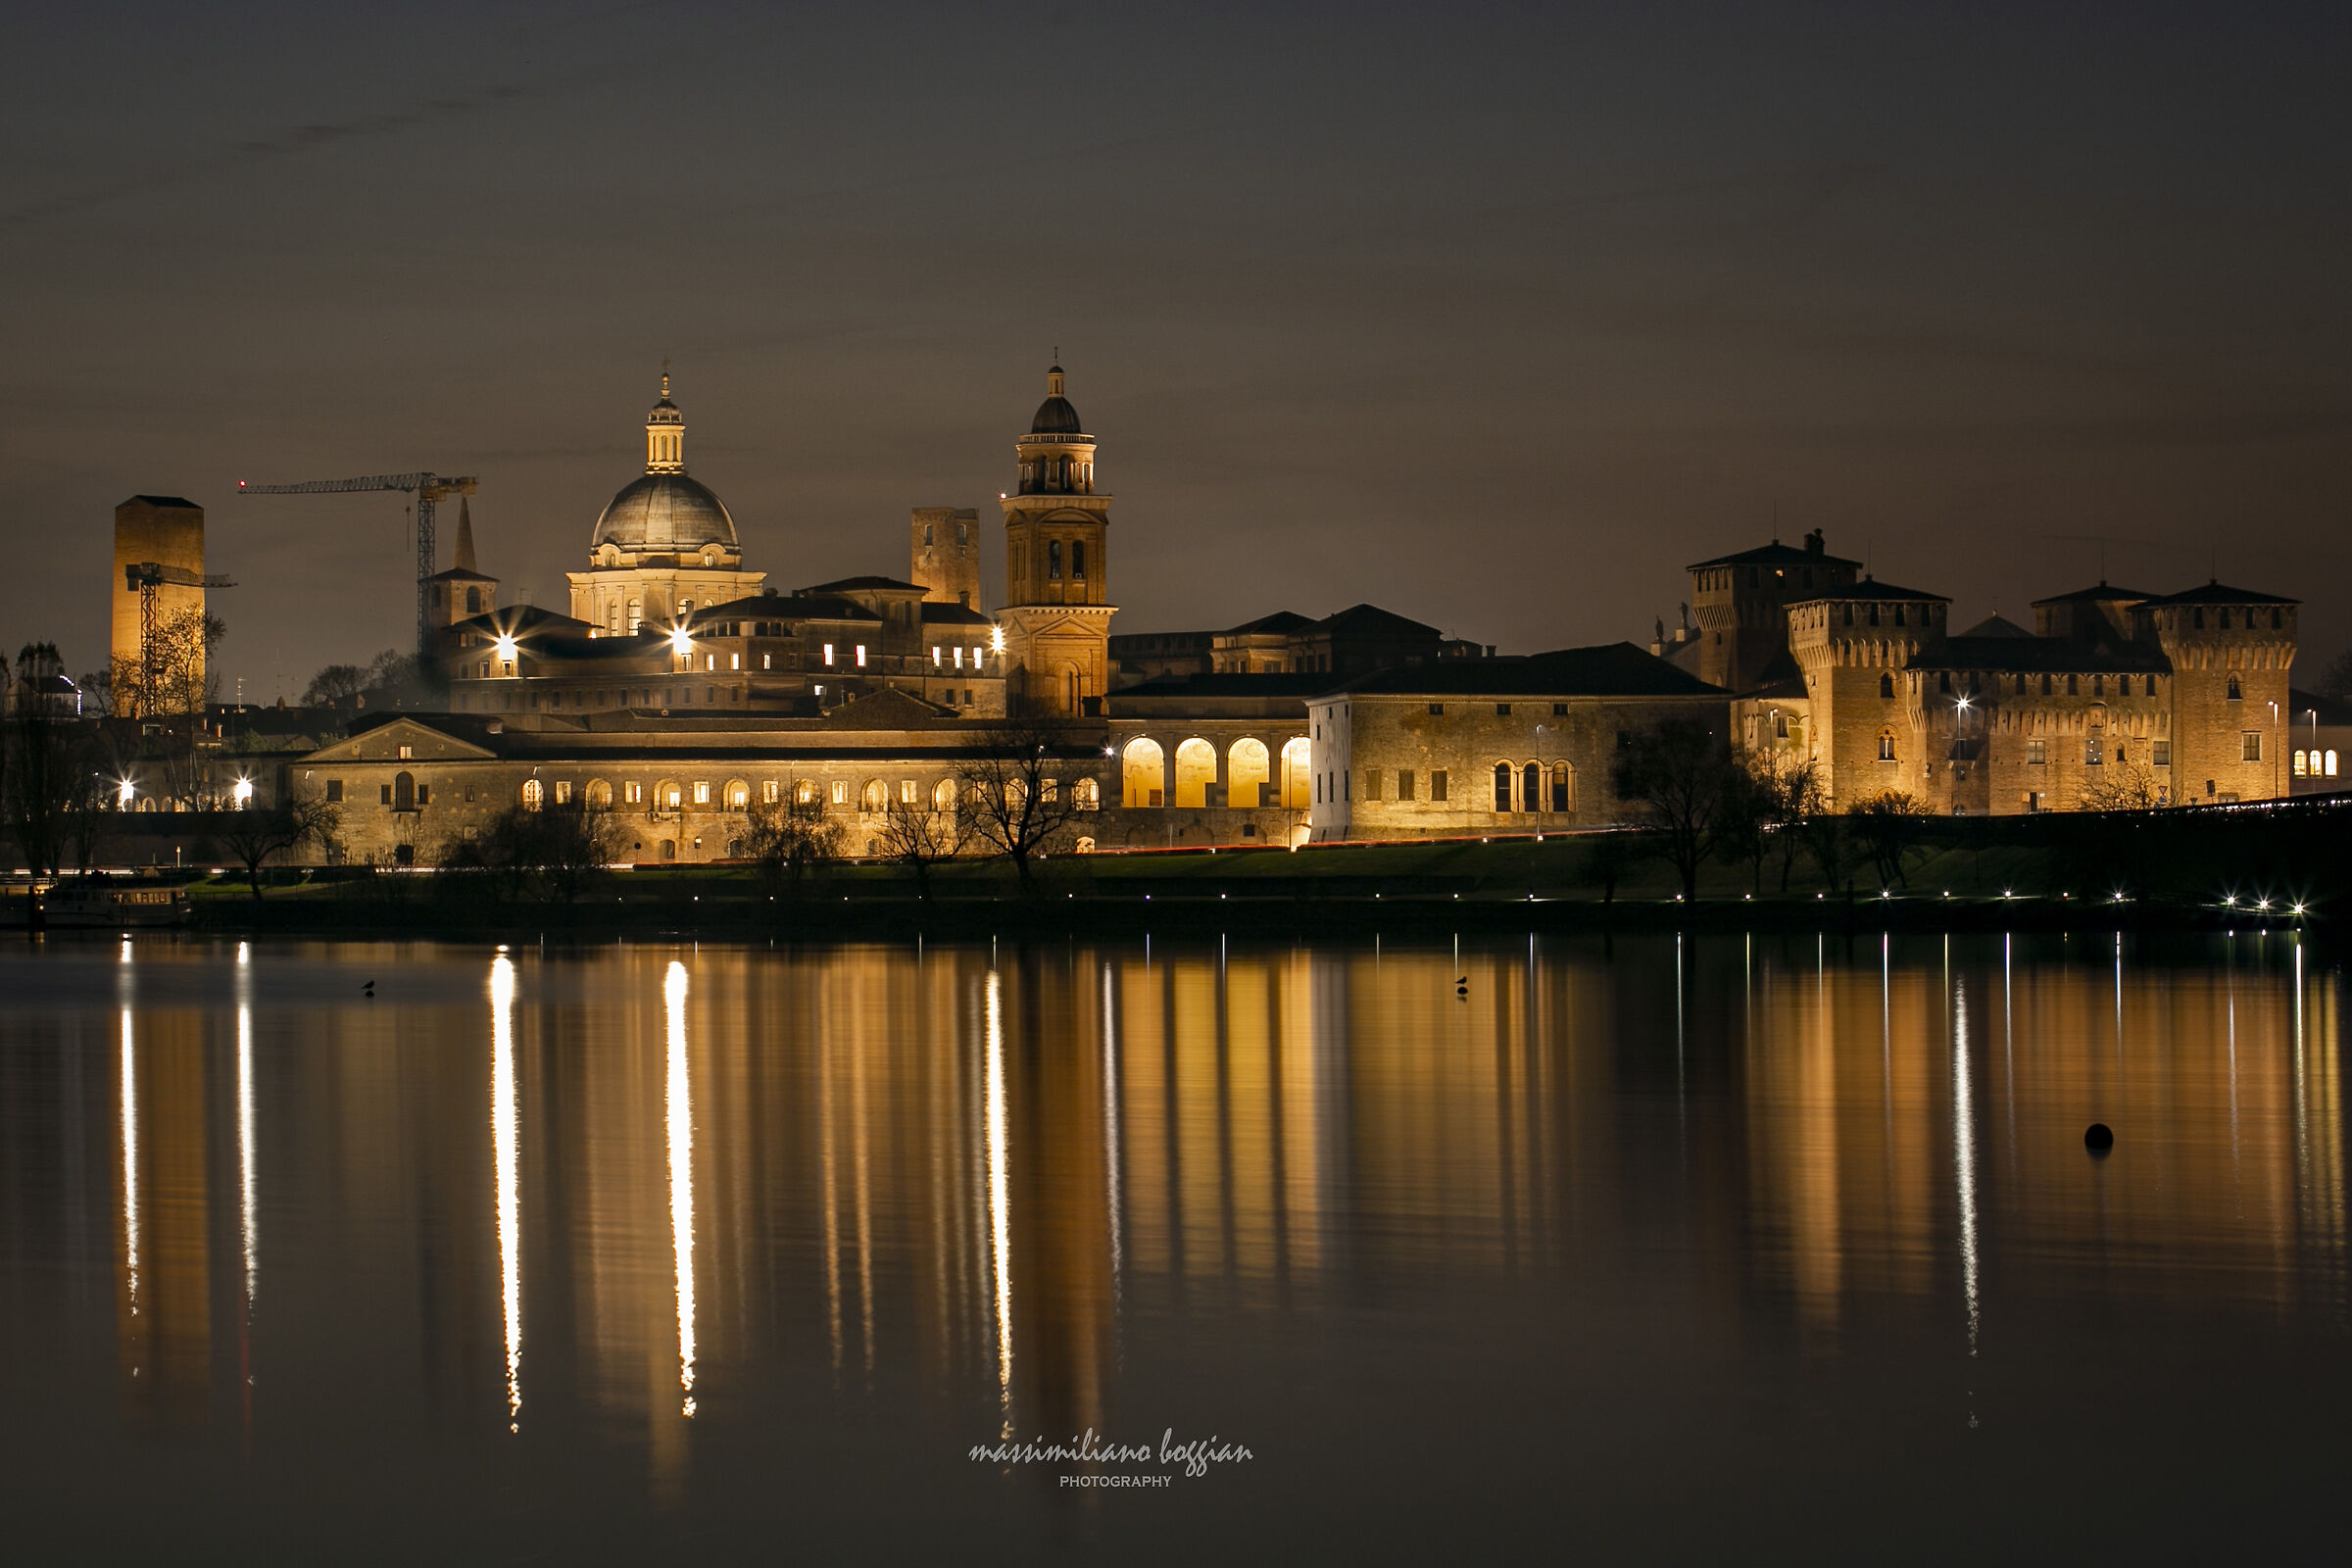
237, 471, 478, 660
123, 562, 235, 719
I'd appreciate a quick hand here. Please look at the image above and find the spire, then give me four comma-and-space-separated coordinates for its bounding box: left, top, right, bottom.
1047, 360, 1065, 399
454, 498, 477, 574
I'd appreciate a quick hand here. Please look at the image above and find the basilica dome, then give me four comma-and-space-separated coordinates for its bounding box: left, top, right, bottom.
592, 471, 738, 554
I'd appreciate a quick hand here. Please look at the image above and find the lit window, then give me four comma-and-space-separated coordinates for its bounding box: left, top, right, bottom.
2153, 741, 2170, 766
2243, 732, 2262, 762
625, 781, 643, 805
823, 644, 835, 665
705, 654, 715, 671
932, 646, 942, 664
954, 646, 964, 668
554, 780, 572, 805
2329, 750, 2341, 777
1878, 728, 1897, 761
730, 653, 740, 670
900, 779, 918, 806
832, 781, 849, 806
761, 654, 771, 669
855, 645, 867, 667
694, 781, 711, 805
2295, 750, 2310, 777
2027, 740, 2046, 765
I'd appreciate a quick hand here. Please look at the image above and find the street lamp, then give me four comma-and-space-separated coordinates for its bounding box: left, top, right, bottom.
2269, 700, 2279, 798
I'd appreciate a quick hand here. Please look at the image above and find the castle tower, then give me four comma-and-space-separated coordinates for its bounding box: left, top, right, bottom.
2140, 583, 2299, 804
426, 497, 500, 629
1688, 530, 1862, 693
997, 362, 1115, 715
111, 496, 206, 717
1786, 578, 1949, 809
910, 507, 981, 608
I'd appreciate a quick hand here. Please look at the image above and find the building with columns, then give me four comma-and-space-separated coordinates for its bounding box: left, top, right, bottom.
997, 364, 1116, 717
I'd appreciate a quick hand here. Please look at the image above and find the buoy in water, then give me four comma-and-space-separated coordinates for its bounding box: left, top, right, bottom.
2084, 1122, 2114, 1152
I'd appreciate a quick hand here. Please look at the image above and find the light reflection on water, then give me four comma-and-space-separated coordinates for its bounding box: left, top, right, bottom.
2, 931, 2348, 1560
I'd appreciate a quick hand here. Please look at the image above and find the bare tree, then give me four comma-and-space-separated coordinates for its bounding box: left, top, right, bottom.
955, 721, 1097, 892
300, 662, 370, 708
6, 643, 82, 877
2077, 755, 2167, 811
113, 605, 223, 721
1848, 789, 1932, 889
744, 798, 846, 898
1748, 753, 1828, 892
875, 799, 967, 900
2317, 649, 2352, 703
1608, 715, 1748, 900
218, 785, 343, 901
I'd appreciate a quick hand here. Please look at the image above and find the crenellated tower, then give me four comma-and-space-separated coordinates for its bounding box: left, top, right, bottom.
1787, 578, 1950, 808
2138, 583, 2299, 803
910, 507, 981, 608
997, 362, 1115, 715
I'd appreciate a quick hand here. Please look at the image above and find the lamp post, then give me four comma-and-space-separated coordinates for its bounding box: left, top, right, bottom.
2310, 708, 2321, 789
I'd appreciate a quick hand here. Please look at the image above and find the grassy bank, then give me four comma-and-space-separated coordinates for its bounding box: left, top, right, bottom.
174, 804, 2339, 938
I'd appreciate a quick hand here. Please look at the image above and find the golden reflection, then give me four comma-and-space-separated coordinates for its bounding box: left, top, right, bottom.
237, 943, 256, 1309
119, 1005, 139, 1334
492, 953, 521, 1431
1953, 977, 1980, 1356
985, 966, 1012, 1434
664, 959, 696, 1417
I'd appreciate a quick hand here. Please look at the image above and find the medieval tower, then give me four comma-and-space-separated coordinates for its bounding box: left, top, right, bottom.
997, 363, 1114, 716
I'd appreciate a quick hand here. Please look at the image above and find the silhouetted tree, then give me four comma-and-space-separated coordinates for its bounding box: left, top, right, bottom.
956, 721, 1095, 892
1608, 715, 1746, 899
744, 798, 846, 897
218, 784, 342, 900
1849, 790, 1932, 888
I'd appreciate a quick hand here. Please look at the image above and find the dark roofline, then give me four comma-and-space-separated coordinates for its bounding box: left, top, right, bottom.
798, 575, 925, 595
2030, 581, 2157, 607
1790, 576, 1949, 604
1687, 539, 1862, 570
122, 494, 201, 510
2137, 580, 2301, 607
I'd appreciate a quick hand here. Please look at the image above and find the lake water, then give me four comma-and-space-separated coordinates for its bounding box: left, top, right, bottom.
0, 930, 2345, 1562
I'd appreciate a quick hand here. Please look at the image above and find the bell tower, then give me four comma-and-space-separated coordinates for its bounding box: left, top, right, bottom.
997, 361, 1115, 715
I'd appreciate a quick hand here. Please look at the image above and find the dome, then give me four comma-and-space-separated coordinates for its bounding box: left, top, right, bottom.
592, 471, 737, 553
1028, 363, 1085, 435
1030, 395, 1084, 435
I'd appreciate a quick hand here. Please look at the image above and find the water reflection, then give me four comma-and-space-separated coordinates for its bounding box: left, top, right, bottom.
11, 929, 2343, 1510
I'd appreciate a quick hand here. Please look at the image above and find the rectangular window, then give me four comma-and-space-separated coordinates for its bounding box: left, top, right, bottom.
1072, 541, 1087, 577
554, 780, 572, 805
855, 645, 867, 667
1397, 770, 1414, 801
1363, 768, 1381, 801
1496, 703, 1512, 715
2027, 740, 2046, 765
694, 781, 711, 805
832, 781, 849, 806
1432, 769, 1448, 803
625, 781, 643, 805
379, 784, 392, 805
762, 653, 771, 669
2243, 732, 2262, 762
1552, 703, 1568, 715
932, 646, 942, 665
325, 779, 343, 803
762, 780, 779, 804
416, 785, 430, 806
822, 643, 835, 665
730, 653, 741, 670
900, 779, 918, 806
1343, 770, 1349, 801
2153, 740, 2171, 767
954, 646, 964, 668
1428, 703, 1445, 716
1494, 766, 1512, 812
1049, 540, 1063, 579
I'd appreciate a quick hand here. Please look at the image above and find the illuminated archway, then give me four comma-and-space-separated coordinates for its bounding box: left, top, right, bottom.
1280, 738, 1311, 809
1122, 738, 1166, 808
1228, 738, 1270, 808
859, 779, 887, 813
1173, 738, 1216, 808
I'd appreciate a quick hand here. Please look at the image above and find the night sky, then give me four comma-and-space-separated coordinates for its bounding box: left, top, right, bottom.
7, 2, 2348, 699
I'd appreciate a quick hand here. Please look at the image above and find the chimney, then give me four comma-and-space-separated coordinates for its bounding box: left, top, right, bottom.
1804, 528, 1825, 557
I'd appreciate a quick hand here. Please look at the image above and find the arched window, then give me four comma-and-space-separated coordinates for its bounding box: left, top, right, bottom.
860, 779, 887, 813
1774, 711, 1788, 738
1549, 761, 1574, 812
585, 779, 612, 808
1227, 738, 1270, 808
1173, 738, 1216, 808
1493, 762, 1514, 813
794, 778, 819, 807
657, 779, 682, 811
1123, 738, 1166, 808
725, 780, 750, 811
1073, 777, 1100, 810
466, 587, 482, 615
1280, 738, 1312, 810
2329, 750, 2341, 778
933, 778, 959, 811
2294, 750, 2310, 777
1879, 673, 1894, 699
1877, 728, 1897, 762
1523, 762, 1542, 813
395, 771, 416, 810
518, 777, 542, 810
2226, 674, 2242, 701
